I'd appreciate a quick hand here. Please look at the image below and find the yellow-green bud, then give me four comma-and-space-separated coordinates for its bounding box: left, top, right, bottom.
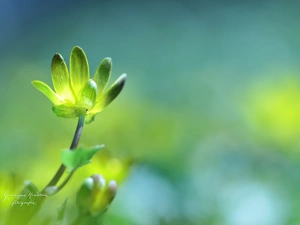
76, 177, 94, 214
76, 175, 117, 215
91, 180, 117, 214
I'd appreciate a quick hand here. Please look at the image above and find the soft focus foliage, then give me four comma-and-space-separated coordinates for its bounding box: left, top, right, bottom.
1, 0, 300, 224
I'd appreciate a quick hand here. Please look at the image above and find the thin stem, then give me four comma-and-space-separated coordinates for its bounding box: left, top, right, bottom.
42, 115, 85, 193
13, 115, 85, 225
70, 115, 85, 149
55, 170, 74, 193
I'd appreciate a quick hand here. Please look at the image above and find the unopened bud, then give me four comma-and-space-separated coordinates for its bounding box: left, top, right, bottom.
91, 174, 106, 191
77, 79, 98, 109
76, 175, 118, 215
76, 177, 94, 214
91, 180, 117, 214
106, 180, 117, 202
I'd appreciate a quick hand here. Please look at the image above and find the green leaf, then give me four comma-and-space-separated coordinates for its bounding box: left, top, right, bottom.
70, 46, 90, 94
93, 57, 112, 96
91, 73, 126, 114
57, 199, 68, 225
77, 79, 98, 109
61, 145, 104, 172
5, 181, 46, 225
32, 80, 61, 105
51, 54, 74, 101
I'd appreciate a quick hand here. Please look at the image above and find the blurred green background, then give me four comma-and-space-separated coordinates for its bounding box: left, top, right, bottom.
1, 0, 300, 224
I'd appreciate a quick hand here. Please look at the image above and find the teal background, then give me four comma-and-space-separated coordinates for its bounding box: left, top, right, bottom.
1, 0, 300, 224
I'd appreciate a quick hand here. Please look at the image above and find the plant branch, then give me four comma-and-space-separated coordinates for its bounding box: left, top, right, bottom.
42, 115, 85, 193
55, 170, 74, 194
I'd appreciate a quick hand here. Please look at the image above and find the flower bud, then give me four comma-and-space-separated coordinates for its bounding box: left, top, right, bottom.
91, 174, 106, 191
77, 79, 98, 109
76, 177, 94, 214
76, 175, 117, 215
91, 180, 117, 214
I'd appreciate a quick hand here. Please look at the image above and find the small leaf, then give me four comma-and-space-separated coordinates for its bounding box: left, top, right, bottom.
57, 199, 68, 225
61, 145, 104, 172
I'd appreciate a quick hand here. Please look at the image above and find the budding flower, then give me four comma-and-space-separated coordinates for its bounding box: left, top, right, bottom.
32, 46, 127, 124
76, 177, 94, 214
92, 180, 117, 213
76, 174, 117, 215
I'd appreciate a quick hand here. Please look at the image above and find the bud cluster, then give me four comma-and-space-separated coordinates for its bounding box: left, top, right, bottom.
76, 174, 117, 215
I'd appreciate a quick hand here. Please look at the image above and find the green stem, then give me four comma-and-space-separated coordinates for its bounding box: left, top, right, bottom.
6, 115, 85, 225
42, 115, 85, 193
5, 115, 86, 225
55, 170, 74, 193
